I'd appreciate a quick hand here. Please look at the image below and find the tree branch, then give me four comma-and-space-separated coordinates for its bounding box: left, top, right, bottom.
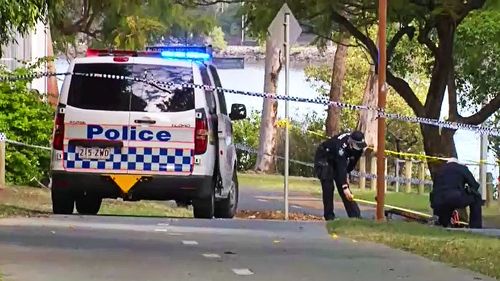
387, 26, 415, 60
329, 9, 378, 64
457, 0, 486, 23
417, 21, 438, 57
301, 24, 361, 48
459, 94, 500, 125
386, 70, 425, 116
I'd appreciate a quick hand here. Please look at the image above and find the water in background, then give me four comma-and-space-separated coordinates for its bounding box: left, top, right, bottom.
55, 59, 498, 178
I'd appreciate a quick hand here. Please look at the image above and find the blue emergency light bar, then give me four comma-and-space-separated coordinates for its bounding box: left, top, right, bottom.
145, 45, 213, 61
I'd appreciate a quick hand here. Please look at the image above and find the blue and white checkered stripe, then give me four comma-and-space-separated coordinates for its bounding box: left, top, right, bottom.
64, 146, 194, 173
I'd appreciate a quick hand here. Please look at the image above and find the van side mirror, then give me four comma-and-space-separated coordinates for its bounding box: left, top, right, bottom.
229, 103, 247, 120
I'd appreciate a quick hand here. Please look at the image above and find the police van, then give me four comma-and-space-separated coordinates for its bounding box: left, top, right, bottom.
49, 46, 247, 219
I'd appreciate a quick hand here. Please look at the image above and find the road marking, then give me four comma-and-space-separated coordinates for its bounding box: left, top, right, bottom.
232, 268, 254, 276
202, 253, 221, 259
182, 240, 198, 245
291, 205, 303, 209
168, 233, 183, 236
157, 223, 169, 226
154, 228, 168, 232
257, 199, 268, 202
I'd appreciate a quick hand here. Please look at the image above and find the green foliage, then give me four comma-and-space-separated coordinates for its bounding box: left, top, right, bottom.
232, 110, 324, 177
232, 110, 261, 171
305, 46, 426, 154
0, 62, 55, 185
49, 0, 217, 52
208, 26, 227, 51
0, 0, 47, 51
454, 9, 500, 111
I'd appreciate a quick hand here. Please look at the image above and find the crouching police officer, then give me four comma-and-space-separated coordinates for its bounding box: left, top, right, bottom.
314, 131, 367, 220
430, 158, 483, 228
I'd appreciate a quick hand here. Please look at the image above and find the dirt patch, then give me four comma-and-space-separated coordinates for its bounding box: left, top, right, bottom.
236, 210, 324, 221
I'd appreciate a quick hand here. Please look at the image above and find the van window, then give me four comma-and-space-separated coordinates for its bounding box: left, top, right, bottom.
68, 63, 194, 112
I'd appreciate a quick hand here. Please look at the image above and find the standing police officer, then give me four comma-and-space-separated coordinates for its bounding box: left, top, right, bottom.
430, 158, 483, 228
314, 131, 367, 220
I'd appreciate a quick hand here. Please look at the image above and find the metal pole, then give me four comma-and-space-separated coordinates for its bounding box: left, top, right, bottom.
376, 0, 387, 221
284, 12, 290, 221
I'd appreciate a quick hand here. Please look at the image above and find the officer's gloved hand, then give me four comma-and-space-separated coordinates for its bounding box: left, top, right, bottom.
342, 184, 354, 201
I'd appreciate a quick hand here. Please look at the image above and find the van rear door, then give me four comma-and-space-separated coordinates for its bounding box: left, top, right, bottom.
63, 61, 132, 174
127, 62, 196, 176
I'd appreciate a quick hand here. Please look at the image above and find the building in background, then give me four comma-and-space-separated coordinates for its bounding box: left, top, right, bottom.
0, 21, 58, 107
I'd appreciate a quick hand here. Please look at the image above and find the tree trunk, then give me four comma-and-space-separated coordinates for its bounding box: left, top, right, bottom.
254, 37, 282, 173
356, 66, 378, 152
325, 33, 349, 137
47, 23, 59, 108
420, 125, 457, 178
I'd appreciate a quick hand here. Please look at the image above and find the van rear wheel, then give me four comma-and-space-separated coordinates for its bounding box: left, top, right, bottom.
51, 188, 75, 215
193, 185, 215, 219
75, 194, 102, 215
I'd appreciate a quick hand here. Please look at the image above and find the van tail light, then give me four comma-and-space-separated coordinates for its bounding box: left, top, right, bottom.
53, 112, 65, 150
194, 112, 208, 155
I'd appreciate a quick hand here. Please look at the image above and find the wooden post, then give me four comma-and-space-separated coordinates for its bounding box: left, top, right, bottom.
384, 157, 388, 192
359, 155, 366, 190
370, 155, 377, 190
418, 161, 425, 194
404, 159, 412, 193
486, 172, 493, 207
395, 159, 400, 192
0, 138, 5, 188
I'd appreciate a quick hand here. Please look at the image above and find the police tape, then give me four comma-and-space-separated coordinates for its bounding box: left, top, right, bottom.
1, 71, 499, 137
275, 119, 500, 166
0, 132, 433, 186
234, 143, 434, 186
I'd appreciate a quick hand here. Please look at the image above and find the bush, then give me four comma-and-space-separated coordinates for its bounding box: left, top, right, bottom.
0, 62, 55, 186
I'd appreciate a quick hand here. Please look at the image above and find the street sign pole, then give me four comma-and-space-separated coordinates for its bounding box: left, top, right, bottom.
267, 3, 301, 221
284, 12, 290, 221
376, 0, 388, 221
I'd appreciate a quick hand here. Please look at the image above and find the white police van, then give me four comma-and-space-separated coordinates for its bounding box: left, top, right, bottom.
49, 46, 247, 219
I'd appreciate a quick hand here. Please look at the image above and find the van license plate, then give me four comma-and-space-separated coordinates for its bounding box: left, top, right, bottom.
76, 147, 112, 160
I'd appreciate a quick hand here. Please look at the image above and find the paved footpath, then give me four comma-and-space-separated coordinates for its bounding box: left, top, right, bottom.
0, 215, 496, 281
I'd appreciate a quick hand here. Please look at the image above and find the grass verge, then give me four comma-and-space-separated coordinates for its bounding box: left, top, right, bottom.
0, 185, 192, 218
328, 219, 500, 279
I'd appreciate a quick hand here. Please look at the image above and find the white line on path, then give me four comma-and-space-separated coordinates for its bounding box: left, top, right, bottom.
154, 228, 168, 232
232, 268, 254, 276
182, 240, 199, 245
257, 199, 268, 202
168, 233, 183, 236
291, 205, 303, 209
157, 223, 170, 226
202, 253, 221, 259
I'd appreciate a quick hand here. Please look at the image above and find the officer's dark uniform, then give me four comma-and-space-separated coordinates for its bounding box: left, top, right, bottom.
430, 159, 483, 228
313, 131, 366, 220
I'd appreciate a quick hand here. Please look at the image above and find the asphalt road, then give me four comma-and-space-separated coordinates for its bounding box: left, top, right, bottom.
0, 215, 494, 281
238, 186, 377, 219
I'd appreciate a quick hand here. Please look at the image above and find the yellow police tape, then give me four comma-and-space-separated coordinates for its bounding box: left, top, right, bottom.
275, 119, 499, 166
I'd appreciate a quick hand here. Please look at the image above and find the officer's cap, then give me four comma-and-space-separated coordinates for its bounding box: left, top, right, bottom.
349, 131, 367, 151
